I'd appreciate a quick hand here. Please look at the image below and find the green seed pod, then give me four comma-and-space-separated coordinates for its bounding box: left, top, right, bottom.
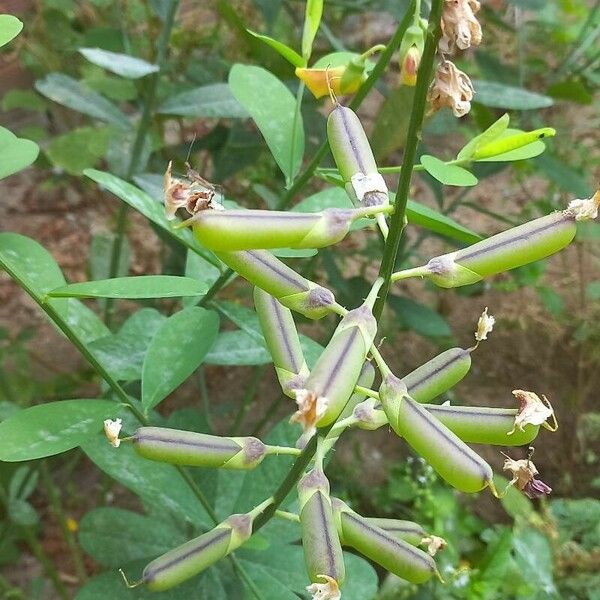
339, 360, 376, 420
364, 518, 426, 547
332, 498, 436, 584
133, 427, 267, 470
188, 207, 384, 251
143, 513, 252, 591
379, 375, 494, 493
424, 404, 540, 446
327, 104, 389, 209
298, 469, 345, 585
215, 249, 335, 319
253, 287, 309, 397
402, 347, 472, 404
396, 211, 579, 288
299, 304, 377, 429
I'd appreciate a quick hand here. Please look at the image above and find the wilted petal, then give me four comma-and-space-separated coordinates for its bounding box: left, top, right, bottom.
523, 477, 552, 499
509, 390, 555, 434
424, 535, 447, 556
475, 307, 495, 342
306, 575, 341, 600
291, 389, 328, 435
503, 454, 550, 498
427, 60, 474, 118
103, 418, 122, 448
564, 188, 600, 221
440, 0, 482, 54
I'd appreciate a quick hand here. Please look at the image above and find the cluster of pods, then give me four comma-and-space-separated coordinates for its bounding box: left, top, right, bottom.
108, 94, 599, 596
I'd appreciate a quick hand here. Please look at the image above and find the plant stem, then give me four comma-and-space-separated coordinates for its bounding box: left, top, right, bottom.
373, 0, 444, 321
104, 1, 180, 327
274, 509, 300, 523
232, 365, 267, 435
39, 462, 88, 585
23, 528, 69, 600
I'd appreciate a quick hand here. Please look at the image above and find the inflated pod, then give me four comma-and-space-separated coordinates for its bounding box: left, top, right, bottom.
188, 207, 385, 251
132, 427, 266, 470
393, 209, 585, 288
327, 104, 389, 209
253, 287, 309, 397
338, 361, 376, 421
379, 375, 494, 493
424, 404, 540, 446
364, 518, 426, 547
332, 498, 436, 584
402, 347, 472, 404
298, 469, 345, 585
142, 513, 252, 591
215, 249, 335, 319
301, 298, 377, 429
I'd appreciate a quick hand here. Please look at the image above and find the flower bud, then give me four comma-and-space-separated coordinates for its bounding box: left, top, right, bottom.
292, 301, 377, 434
142, 513, 252, 591
399, 24, 425, 87
379, 375, 495, 494
298, 469, 345, 586
215, 249, 336, 319
331, 498, 437, 584
327, 104, 389, 209
132, 427, 267, 470
186, 206, 386, 251
254, 287, 309, 397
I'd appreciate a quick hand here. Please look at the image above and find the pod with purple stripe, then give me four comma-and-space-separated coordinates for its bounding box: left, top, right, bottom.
253, 287, 309, 397
141, 513, 252, 591
379, 375, 495, 494
185, 206, 389, 251
215, 249, 336, 319
364, 517, 426, 547
132, 427, 267, 469
298, 469, 345, 586
332, 498, 437, 584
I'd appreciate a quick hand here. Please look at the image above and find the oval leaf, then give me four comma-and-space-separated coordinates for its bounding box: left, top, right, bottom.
247, 31, 304, 68
420, 154, 478, 186
142, 307, 220, 411
472, 80, 554, 110
48, 275, 209, 299
229, 64, 304, 183
457, 113, 510, 160
0, 126, 39, 179
0, 14, 23, 47
205, 330, 271, 365
0, 399, 117, 461
79, 47, 159, 79
158, 83, 249, 118
35, 74, 130, 128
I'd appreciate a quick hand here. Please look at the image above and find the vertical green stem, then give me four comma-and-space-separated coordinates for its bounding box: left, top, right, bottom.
373, 0, 443, 320
105, 0, 180, 327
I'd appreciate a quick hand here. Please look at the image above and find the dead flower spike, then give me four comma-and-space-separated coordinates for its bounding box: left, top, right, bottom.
440, 0, 482, 54
509, 390, 558, 435
306, 574, 341, 600
103, 418, 122, 448
427, 59, 474, 118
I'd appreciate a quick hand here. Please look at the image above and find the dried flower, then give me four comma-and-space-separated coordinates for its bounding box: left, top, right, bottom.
306, 575, 341, 600
423, 535, 447, 556
503, 452, 552, 499
427, 60, 474, 117
475, 307, 495, 342
564, 188, 600, 221
440, 0, 482, 54
291, 389, 328, 436
509, 390, 557, 435
103, 418, 122, 448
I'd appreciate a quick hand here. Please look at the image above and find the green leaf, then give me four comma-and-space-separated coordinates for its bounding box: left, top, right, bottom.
82, 429, 212, 528
35, 74, 130, 128
586, 281, 600, 300
1, 89, 46, 112
534, 153, 593, 197
0, 399, 117, 461
301, 0, 323, 60
247, 31, 303, 67
158, 83, 249, 118
84, 169, 221, 268
313, 51, 362, 69
457, 113, 510, 159
142, 307, 219, 411
229, 64, 304, 183
0, 14, 23, 47
79, 47, 159, 79
512, 529, 556, 595
0, 126, 39, 179
88, 308, 166, 381
472, 80, 554, 110
205, 330, 271, 365
49, 275, 209, 299
45, 125, 112, 175
79, 507, 185, 567
8, 499, 38, 526
389, 296, 452, 338
420, 155, 478, 186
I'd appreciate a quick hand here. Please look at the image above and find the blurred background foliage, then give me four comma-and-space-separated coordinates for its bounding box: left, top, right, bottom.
0, 0, 599, 598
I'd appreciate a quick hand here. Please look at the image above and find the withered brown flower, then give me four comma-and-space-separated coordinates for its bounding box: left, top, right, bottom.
427, 59, 475, 117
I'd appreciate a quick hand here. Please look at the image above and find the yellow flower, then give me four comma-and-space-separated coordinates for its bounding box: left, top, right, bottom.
400, 45, 422, 86
295, 65, 365, 99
